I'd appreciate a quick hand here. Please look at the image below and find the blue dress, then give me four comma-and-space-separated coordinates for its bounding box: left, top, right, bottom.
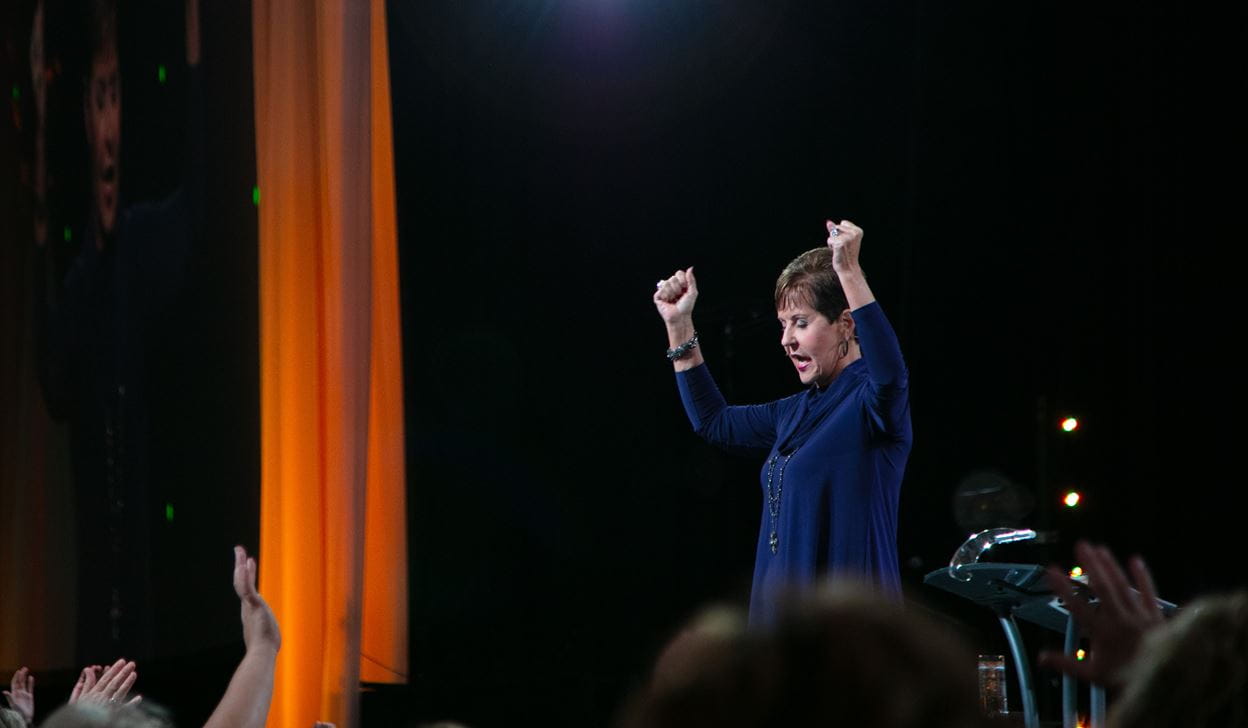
675, 302, 912, 626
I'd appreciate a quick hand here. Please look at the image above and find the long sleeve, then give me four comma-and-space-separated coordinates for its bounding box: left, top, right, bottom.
851, 301, 910, 442
676, 363, 782, 451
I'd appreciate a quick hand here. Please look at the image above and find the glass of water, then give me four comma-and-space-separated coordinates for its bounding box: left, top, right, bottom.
978, 654, 1009, 716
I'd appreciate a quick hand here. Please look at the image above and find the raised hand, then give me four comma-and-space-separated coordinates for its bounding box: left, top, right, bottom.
69, 665, 95, 704
69, 659, 140, 707
1039, 541, 1165, 687
826, 219, 876, 309
202, 547, 282, 728
826, 220, 864, 275
653, 267, 698, 325
234, 546, 281, 655
3, 666, 34, 724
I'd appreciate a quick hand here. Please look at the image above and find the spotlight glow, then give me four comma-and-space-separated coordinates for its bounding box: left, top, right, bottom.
1070, 566, 1083, 578
1064, 491, 1082, 508
1061, 417, 1080, 432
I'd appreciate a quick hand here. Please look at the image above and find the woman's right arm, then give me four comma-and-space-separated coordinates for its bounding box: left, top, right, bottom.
654, 267, 778, 450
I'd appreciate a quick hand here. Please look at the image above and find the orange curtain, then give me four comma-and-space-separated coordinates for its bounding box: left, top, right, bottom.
253, 0, 407, 725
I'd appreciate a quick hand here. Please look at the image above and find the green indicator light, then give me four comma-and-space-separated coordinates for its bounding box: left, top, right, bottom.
63, 226, 72, 242
252, 186, 260, 207
11, 84, 19, 100
158, 65, 167, 84
165, 503, 174, 522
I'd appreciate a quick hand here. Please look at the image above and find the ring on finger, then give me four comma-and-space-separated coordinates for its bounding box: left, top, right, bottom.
829, 226, 840, 237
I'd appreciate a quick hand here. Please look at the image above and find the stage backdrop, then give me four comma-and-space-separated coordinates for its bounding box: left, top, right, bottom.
2, 0, 260, 678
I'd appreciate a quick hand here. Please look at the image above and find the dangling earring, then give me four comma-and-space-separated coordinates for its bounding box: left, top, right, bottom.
838, 338, 849, 359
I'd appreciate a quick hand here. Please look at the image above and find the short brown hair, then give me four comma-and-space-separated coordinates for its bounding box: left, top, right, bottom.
1111, 591, 1248, 728
618, 585, 987, 728
774, 247, 848, 323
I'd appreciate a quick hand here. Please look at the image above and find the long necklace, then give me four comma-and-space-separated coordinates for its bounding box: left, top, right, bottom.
765, 448, 795, 554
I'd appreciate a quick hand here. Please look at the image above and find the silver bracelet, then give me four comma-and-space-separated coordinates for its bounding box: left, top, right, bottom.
666, 332, 699, 361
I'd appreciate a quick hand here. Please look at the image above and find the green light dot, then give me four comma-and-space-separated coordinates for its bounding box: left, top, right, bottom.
63, 226, 72, 242
252, 186, 260, 207
158, 65, 167, 84
11, 84, 19, 100
165, 503, 175, 522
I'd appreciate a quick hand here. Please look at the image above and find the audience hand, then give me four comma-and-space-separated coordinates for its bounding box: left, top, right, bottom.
68, 659, 141, 707
202, 546, 281, 728
3, 667, 34, 724
1039, 540, 1165, 687
234, 545, 281, 656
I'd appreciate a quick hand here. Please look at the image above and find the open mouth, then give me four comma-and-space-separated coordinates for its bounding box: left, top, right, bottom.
791, 354, 812, 372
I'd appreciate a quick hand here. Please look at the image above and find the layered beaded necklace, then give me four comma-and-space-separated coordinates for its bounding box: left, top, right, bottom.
765, 448, 796, 554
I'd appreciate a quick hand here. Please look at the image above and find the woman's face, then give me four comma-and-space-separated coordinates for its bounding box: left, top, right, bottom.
778, 301, 850, 388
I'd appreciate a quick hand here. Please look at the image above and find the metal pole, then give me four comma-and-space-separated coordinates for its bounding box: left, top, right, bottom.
1091, 684, 1106, 728
1063, 614, 1079, 728
999, 613, 1040, 728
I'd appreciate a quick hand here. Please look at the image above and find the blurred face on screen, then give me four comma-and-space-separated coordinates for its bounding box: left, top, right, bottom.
86, 45, 121, 239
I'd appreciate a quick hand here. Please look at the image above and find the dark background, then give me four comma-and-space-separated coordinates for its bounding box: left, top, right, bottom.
387, 1, 1246, 725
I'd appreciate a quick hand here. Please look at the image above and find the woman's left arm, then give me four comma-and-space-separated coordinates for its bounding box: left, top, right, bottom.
829, 220, 909, 438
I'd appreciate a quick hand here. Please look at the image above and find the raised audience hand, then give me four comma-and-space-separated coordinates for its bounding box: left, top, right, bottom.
3, 667, 34, 724
68, 659, 140, 707
68, 666, 94, 703
1039, 540, 1165, 687
202, 546, 282, 728
234, 545, 281, 655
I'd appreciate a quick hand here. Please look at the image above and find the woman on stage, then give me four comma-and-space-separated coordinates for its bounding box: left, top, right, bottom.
653, 220, 912, 626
